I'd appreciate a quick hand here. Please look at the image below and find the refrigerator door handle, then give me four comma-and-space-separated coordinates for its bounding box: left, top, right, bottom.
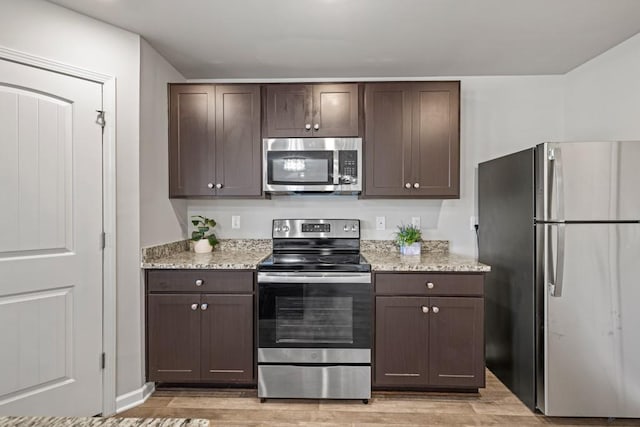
548, 147, 565, 220
548, 223, 566, 297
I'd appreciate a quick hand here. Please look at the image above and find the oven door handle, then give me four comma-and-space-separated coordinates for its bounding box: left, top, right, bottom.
257, 272, 371, 284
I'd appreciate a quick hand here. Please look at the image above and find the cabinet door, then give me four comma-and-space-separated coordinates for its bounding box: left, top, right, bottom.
147, 294, 201, 382
411, 82, 460, 197
264, 84, 311, 137
374, 296, 429, 386
169, 84, 215, 197
311, 83, 359, 137
201, 294, 254, 383
364, 83, 413, 197
215, 85, 262, 196
428, 297, 484, 388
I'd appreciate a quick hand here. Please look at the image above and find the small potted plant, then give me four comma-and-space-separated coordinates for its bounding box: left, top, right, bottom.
394, 224, 422, 256
191, 215, 219, 253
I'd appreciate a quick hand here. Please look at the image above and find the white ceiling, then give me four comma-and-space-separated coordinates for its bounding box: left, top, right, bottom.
47, 0, 640, 79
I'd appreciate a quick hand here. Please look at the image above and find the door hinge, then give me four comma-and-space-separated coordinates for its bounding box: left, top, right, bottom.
96, 110, 106, 129
101, 352, 106, 370
101, 232, 106, 250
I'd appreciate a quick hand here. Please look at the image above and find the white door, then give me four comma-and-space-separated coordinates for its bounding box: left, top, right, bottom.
0, 59, 103, 416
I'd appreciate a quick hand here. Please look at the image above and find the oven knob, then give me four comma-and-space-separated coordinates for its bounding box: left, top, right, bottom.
282, 225, 290, 232
274, 226, 281, 232
343, 225, 349, 231
351, 225, 358, 232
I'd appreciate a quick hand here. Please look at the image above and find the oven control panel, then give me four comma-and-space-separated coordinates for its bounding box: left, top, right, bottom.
302, 223, 331, 233
273, 219, 360, 239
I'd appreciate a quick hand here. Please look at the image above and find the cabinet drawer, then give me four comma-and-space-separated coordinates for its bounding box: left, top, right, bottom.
147, 270, 253, 293
375, 273, 483, 296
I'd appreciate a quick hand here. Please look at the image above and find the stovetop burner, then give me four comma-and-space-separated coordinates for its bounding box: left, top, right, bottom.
258, 252, 371, 272
257, 219, 371, 273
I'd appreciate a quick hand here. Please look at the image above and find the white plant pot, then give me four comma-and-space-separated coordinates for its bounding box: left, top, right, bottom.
399, 242, 421, 256
193, 238, 213, 253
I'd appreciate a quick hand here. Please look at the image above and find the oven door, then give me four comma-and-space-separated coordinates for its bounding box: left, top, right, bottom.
257, 272, 371, 350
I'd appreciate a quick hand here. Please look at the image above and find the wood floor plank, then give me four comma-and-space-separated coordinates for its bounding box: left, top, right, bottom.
115, 370, 640, 426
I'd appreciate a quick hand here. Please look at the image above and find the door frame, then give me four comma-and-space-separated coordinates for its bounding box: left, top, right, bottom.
0, 46, 118, 416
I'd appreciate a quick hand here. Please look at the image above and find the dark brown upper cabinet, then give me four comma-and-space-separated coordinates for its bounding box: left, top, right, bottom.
364, 81, 460, 198
169, 84, 262, 198
263, 83, 360, 137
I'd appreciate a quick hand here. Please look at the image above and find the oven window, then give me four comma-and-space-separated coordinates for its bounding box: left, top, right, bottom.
267, 151, 333, 184
258, 281, 371, 349
275, 296, 353, 344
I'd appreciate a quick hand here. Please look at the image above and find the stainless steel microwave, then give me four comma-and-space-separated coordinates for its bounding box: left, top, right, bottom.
263, 138, 362, 194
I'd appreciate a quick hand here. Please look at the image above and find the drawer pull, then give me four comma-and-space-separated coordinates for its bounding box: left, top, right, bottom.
195, 279, 203, 286
209, 369, 245, 373
201, 303, 209, 311
190, 303, 199, 311
385, 373, 420, 377
432, 306, 440, 314
421, 305, 429, 313
426, 282, 434, 289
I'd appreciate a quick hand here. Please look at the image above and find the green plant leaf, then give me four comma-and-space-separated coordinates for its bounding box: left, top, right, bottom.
206, 219, 216, 228
191, 231, 203, 241
198, 226, 209, 233
207, 235, 219, 247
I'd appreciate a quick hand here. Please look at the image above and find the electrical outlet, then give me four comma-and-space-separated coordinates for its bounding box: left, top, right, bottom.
375, 216, 386, 231
470, 216, 477, 231
232, 215, 241, 229
411, 216, 421, 228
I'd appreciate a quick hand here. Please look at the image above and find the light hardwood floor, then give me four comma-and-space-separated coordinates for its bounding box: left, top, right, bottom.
117, 371, 640, 426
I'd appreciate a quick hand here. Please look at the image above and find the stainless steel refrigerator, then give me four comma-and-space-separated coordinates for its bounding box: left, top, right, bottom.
479, 141, 640, 417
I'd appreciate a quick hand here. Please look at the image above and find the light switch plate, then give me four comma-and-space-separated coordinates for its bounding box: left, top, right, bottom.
232, 215, 241, 229
411, 216, 421, 228
375, 216, 386, 231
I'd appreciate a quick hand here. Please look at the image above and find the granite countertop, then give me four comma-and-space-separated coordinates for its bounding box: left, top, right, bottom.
362, 250, 490, 272
361, 240, 490, 272
141, 239, 490, 272
141, 239, 270, 270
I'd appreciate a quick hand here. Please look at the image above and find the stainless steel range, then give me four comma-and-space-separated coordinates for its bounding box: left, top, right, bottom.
257, 219, 372, 403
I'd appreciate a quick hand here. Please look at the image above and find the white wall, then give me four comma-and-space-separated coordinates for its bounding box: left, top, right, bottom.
565, 32, 640, 140
140, 39, 187, 247
189, 76, 565, 256
0, 0, 142, 398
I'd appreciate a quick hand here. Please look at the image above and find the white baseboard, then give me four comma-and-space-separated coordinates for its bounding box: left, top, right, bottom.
115, 382, 155, 414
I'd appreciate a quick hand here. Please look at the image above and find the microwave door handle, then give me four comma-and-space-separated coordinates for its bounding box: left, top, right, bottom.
333, 151, 340, 185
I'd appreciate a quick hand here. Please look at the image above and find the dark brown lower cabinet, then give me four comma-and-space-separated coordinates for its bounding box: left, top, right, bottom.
201, 294, 253, 382
374, 273, 485, 390
146, 270, 254, 384
147, 294, 201, 382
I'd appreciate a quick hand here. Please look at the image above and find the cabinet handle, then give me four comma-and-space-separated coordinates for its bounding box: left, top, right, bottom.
432, 306, 440, 314
215, 183, 223, 189
200, 303, 209, 311
414, 182, 420, 189
405, 183, 411, 189
207, 183, 214, 189
313, 123, 320, 131
421, 305, 429, 313
426, 282, 434, 289
305, 123, 312, 131
190, 303, 198, 311
195, 279, 203, 286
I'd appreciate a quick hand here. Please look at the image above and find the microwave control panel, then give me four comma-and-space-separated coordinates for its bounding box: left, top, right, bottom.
339, 151, 358, 183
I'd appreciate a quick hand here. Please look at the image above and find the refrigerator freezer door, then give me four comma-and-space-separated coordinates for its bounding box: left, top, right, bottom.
541, 223, 640, 417
537, 141, 640, 222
